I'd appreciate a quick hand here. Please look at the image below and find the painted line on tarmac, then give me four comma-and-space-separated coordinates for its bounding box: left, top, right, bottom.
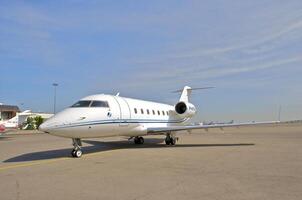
0, 157, 71, 172
0, 149, 120, 172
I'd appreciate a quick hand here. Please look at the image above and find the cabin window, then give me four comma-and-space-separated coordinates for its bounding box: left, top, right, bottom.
152, 110, 155, 115
90, 101, 109, 107
157, 110, 160, 115
162, 111, 165, 116
71, 101, 92, 107
147, 109, 150, 115
141, 109, 144, 114
166, 111, 169, 115
134, 108, 137, 114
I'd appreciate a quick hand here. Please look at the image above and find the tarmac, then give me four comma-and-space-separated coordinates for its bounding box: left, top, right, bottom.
0, 123, 302, 200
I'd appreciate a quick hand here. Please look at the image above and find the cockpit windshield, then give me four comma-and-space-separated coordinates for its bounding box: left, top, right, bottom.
91, 101, 109, 107
71, 100, 109, 108
71, 101, 91, 107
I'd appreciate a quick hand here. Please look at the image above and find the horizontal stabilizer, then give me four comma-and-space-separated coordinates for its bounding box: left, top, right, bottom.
172, 86, 215, 93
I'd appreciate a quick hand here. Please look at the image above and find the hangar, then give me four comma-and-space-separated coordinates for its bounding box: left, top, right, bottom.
0, 104, 20, 121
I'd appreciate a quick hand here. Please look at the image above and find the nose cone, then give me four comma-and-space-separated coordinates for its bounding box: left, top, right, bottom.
39, 121, 49, 133
39, 115, 58, 133
38, 109, 73, 136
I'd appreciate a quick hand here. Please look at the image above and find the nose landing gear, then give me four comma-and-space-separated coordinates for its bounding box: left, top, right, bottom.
71, 138, 82, 158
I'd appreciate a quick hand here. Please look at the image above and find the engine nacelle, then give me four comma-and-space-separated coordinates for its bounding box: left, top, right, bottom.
174, 102, 196, 117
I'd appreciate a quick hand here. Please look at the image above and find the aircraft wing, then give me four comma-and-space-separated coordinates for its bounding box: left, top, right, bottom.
147, 121, 280, 134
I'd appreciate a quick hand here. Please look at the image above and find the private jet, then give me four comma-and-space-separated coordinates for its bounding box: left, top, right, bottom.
39, 86, 279, 158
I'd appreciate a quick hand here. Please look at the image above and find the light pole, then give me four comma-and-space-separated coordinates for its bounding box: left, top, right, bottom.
20, 103, 24, 111
0, 103, 2, 121
278, 105, 282, 122
52, 83, 59, 114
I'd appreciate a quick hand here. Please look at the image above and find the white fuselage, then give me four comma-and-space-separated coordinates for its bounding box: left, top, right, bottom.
40, 94, 192, 138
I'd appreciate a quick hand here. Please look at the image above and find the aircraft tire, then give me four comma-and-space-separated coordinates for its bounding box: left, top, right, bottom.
139, 137, 144, 144
165, 137, 171, 145
165, 136, 176, 145
71, 150, 76, 157
134, 137, 144, 144
75, 150, 82, 158
170, 138, 176, 145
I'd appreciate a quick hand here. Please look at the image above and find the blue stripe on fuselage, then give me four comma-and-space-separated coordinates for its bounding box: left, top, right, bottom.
49, 118, 187, 130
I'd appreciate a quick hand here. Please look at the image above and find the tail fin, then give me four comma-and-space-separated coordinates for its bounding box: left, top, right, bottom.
179, 86, 192, 102
173, 86, 214, 102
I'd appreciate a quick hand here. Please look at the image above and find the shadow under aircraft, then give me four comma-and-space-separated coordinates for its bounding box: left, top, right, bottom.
4, 138, 254, 163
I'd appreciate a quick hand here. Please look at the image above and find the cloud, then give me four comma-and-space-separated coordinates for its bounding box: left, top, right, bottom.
118, 56, 302, 91
146, 17, 302, 62
121, 4, 302, 93
0, 3, 55, 28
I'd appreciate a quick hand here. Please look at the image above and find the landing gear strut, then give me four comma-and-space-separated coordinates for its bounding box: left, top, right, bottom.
71, 138, 82, 158
165, 133, 177, 146
134, 136, 144, 144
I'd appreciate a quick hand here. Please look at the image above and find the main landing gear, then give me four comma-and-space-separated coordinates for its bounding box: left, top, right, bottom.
165, 134, 178, 146
71, 138, 82, 158
134, 136, 144, 144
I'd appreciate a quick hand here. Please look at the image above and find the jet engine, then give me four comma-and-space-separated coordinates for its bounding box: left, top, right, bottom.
174, 101, 196, 117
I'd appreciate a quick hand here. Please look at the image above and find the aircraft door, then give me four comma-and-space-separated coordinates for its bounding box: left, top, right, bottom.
112, 96, 131, 126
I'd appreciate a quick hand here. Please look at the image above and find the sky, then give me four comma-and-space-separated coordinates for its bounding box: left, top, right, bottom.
0, 0, 302, 122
